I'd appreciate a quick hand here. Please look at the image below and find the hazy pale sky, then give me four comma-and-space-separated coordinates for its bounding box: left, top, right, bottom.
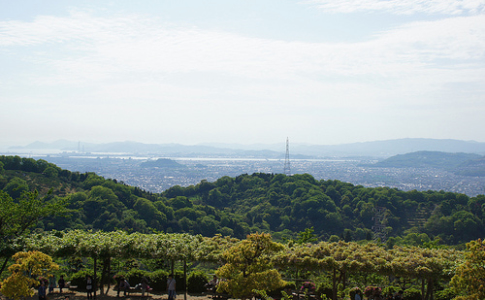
1, 0, 484, 147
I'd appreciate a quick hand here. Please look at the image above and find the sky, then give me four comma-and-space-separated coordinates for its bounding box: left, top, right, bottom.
1, 0, 485, 148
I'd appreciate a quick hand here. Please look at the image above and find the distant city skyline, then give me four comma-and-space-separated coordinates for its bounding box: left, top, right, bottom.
1, 0, 484, 147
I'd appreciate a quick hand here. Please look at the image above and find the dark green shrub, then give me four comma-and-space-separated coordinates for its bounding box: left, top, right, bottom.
349, 287, 362, 299
151, 270, 185, 292
268, 281, 295, 299
316, 282, 332, 299
435, 288, 457, 300
173, 271, 186, 292
403, 288, 421, 300
382, 286, 400, 298
123, 269, 150, 286
187, 270, 208, 293
149, 269, 169, 292
285, 282, 297, 290
70, 271, 100, 289
364, 286, 380, 297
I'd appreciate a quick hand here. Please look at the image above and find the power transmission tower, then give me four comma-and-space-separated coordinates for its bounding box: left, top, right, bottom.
284, 137, 291, 176
372, 206, 387, 243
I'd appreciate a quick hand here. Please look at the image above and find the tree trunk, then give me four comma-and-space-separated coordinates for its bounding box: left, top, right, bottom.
421, 278, 425, 300
332, 268, 338, 300
94, 256, 98, 300
100, 257, 110, 295
341, 271, 347, 290
0, 257, 9, 277
107, 257, 111, 293
402, 277, 410, 290
184, 260, 187, 300
424, 278, 433, 300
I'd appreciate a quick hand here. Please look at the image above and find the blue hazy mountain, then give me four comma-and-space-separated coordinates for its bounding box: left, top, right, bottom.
366, 151, 485, 177
291, 138, 485, 157
8, 138, 485, 158
369, 151, 482, 169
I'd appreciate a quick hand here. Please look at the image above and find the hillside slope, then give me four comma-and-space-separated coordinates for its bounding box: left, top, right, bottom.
1, 155, 484, 245
369, 151, 485, 176
371, 151, 481, 169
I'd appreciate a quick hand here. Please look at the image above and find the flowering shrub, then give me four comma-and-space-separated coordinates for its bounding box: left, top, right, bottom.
301, 281, 316, 291
364, 286, 381, 297
113, 274, 124, 281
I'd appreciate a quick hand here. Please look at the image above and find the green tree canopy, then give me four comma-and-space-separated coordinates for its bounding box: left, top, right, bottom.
451, 238, 485, 300
0, 251, 59, 300
0, 190, 68, 276
216, 233, 286, 299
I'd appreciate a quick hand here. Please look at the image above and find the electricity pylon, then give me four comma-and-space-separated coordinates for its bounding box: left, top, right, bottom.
284, 137, 291, 176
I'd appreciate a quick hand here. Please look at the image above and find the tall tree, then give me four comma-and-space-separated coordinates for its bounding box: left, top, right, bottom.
389, 246, 458, 300
0, 190, 68, 277
274, 241, 391, 300
451, 238, 485, 300
216, 233, 286, 299
0, 251, 59, 300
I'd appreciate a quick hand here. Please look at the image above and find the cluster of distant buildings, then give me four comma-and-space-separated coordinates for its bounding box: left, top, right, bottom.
36, 155, 485, 196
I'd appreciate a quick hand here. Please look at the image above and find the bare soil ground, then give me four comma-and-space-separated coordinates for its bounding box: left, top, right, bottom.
21, 288, 214, 300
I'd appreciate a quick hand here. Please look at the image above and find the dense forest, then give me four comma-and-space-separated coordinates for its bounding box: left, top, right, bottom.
1, 155, 484, 246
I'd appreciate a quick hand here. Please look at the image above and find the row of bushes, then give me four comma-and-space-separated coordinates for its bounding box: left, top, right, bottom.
359, 286, 456, 300
67, 271, 457, 300
314, 285, 456, 300
70, 269, 209, 293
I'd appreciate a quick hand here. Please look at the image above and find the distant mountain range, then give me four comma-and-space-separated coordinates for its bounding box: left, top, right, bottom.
7, 138, 485, 158
369, 151, 481, 169
294, 138, 485, 157
368, 151, 485, 177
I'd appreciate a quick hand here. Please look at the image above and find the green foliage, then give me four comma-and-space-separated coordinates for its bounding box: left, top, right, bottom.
70, 270, 101, 289
349, 287, 362, 299
0, 273, 38, 300
253, 289, 271, 300
403, 288, 422, 300
2, 155, 485, 248
187, 270, 208, 293
216, 233, 286, 298
315, 282, 333, 300
149, 269, 170, 291
0, 190, 68, 277
0, 251, 59, 300
434, 288, 457, 300
451, 238, 485, 300
297, 227, 318, 244
3, 177, 29, 199
382, 286, 399, 296
7, 229, 475, 300
122, 268, 151, 286
43, 166, 58, 178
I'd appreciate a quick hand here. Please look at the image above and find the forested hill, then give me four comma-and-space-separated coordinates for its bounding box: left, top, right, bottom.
369, 151, 484, 174
1, 155, 484, 246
